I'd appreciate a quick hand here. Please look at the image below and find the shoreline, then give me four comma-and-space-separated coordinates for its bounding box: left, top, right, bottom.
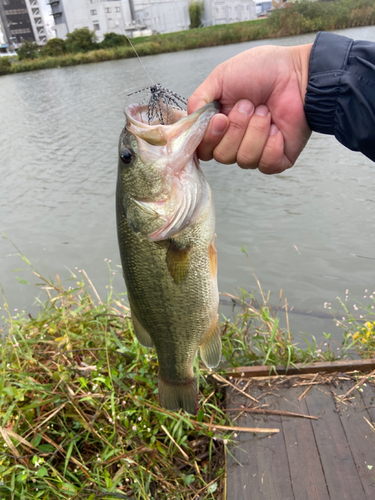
2, 267, 373, 498
1, 0, 374, 76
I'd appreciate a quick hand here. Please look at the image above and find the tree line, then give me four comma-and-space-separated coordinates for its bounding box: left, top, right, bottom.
16, 29, 127, 61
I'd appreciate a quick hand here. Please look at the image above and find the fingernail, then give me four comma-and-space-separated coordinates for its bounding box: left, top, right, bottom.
236, 99, 254, 116
255, 105, 268, 117
269, 124, 279, 136
211, 115, 227, 135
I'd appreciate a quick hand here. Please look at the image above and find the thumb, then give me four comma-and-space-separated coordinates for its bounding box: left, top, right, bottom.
187, 71, 223, 115
187, 91, 211, 115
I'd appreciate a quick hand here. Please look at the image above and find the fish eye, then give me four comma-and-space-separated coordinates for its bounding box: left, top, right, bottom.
120, 148, 133, 165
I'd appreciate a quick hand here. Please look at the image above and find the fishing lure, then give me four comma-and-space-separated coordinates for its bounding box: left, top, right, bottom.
128, 83, 188, 125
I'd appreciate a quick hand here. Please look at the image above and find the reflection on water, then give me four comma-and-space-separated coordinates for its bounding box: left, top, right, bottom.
1, 26, 375, 341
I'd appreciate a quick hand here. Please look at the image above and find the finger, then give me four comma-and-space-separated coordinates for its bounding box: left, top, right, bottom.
187, 69, 223, 114
258, 125, 293, 175
236, 105, 271, 169
197, 114, 229, 161
212, 99, 255, 165
187, 93, 211, 115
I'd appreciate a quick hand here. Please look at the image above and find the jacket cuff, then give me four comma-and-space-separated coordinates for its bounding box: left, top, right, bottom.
304, 32, 353, 135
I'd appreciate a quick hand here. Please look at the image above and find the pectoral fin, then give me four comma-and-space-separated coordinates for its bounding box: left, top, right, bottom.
200, 318, 222, 368
131, 308, 154, 348
166, 240, 191, 284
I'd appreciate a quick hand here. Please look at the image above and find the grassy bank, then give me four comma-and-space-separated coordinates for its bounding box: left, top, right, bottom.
1, 251, 374, 498
1, 0, 374, 76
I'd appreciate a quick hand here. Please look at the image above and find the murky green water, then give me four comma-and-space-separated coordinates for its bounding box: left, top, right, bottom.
1, 26, 375, 341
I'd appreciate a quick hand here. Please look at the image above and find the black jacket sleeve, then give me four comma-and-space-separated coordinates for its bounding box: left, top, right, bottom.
304, 31, 375, 162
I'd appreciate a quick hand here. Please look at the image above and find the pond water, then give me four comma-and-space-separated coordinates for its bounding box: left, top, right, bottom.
1, 26, 375, 342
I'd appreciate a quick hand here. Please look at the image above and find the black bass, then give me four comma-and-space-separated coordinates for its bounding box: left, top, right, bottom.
116, 98, 221, 414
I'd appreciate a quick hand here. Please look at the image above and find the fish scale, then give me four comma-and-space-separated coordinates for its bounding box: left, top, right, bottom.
116, 100, 221, 414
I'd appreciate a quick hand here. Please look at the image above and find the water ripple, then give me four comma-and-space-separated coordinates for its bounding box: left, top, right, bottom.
1, 26, 375, 342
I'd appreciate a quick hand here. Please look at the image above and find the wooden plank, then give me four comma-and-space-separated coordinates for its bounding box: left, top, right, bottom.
336, 382, 375, 497
360, 379, 375, 423
306, 385, 367, 500
226, 387, 294, 500
226, 358, 375, 378
226, 377, 375, 499
277, 386, 330, 500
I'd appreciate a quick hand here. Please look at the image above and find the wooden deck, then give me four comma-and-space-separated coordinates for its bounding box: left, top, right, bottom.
226, 372, 375, 499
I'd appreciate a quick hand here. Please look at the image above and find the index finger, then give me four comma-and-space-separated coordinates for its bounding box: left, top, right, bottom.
196, 113, 229, 161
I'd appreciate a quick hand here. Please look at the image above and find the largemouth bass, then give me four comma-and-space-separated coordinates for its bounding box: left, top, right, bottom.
116, 98, 221, 414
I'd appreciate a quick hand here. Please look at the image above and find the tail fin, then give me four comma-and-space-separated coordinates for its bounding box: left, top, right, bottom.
158, 376, 198, 414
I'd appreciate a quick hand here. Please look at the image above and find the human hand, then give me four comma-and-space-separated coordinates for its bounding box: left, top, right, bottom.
187, 44, 313, 174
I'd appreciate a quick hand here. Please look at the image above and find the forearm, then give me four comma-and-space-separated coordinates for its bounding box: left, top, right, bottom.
304, 32, 375, 162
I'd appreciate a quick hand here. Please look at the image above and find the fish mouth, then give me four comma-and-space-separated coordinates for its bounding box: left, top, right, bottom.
125, 100, 219, 124
125, 101, 220, 147
125, 102, 186, 128
125, 102, 219, 241
125, 96, 219, 126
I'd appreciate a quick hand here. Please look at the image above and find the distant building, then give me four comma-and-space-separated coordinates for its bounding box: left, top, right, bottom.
0, 0, 49, 50
203, 0, 256, 26
49, 0, 144, 41
132, 0, 257, 32
0, 20, 7, 52
131, 0, 190, 33
256, 1, 272, 16
47, 0, 257, 40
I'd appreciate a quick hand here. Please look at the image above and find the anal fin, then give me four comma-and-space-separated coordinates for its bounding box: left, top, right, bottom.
131, 309, 154, 348
200, 318, 222, 368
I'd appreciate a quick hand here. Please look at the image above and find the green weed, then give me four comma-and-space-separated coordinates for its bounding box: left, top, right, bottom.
1, 262, 228, 499
333, 291, 375, 358
220, 289, 337, 373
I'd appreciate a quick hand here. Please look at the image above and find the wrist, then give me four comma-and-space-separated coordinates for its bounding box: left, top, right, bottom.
291, 43, 313, 104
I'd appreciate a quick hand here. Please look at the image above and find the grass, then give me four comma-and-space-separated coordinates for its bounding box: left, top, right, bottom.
1, 249, 374, 499
1, 257, 229, 499
331, 291, 375, 359
221, 289, 337, 371
1, 0, 375, 76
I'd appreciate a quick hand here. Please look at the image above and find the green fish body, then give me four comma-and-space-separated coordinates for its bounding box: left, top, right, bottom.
116, 101, 221, 414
